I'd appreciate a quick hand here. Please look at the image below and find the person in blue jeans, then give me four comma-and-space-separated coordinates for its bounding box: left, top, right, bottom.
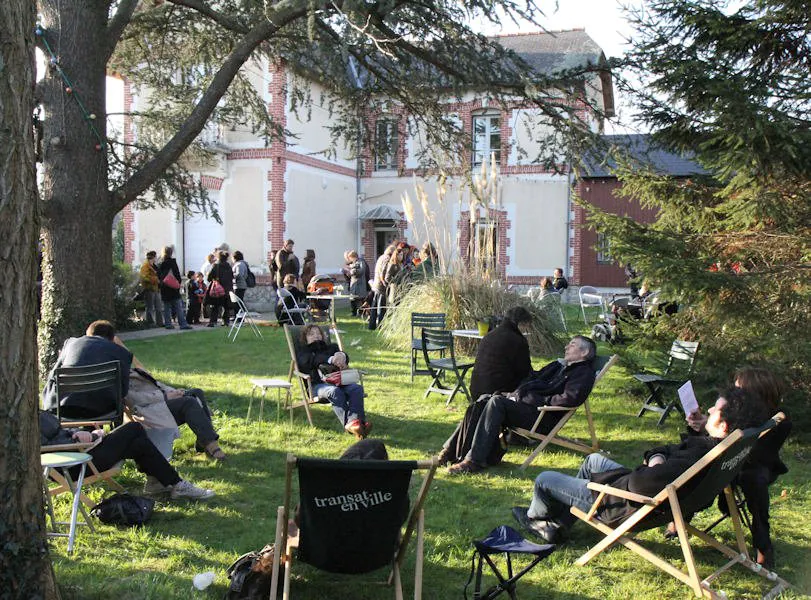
512, 388, 769, 543
295, 324, 370, 438
157, 245, 191, 330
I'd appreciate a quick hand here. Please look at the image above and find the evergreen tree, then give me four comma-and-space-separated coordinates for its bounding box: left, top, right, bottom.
586, 0, 810, 405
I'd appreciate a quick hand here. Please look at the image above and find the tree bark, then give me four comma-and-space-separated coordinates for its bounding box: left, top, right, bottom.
38, 1, 114, 373
0, 1, 60, 598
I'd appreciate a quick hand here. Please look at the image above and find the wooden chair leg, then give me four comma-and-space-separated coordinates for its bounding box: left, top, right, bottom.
414, 509, 424, 600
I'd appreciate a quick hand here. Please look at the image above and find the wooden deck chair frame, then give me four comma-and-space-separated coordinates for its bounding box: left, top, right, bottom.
510, 354, 619, 470
227, 291, 263, 341
283, 323, 347, 426
271, 454, 438, 600
277, 287, 312, 325
635, 340, 699, 426
42, 442, 125, 509
421, 328, 474, 406
410, 312, 446, 381
54, 360, 124, 429
570, 414, 793, 599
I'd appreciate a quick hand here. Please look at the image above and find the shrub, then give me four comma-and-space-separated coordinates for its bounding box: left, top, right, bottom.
378, 275, 565, 356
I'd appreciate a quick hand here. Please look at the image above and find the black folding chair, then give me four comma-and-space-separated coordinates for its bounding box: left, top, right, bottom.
634, 339, 699, 426
54, 360, 124, 429
410, 312, 446, 381
421, 328, 474, 405
464, 525, 555, 600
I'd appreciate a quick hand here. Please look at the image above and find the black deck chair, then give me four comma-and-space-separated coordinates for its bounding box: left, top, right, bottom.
271, 454, 438, 599
571, 413, 794, 599
463, 525, 555, 600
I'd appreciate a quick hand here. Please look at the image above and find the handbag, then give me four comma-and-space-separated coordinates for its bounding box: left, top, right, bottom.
321, 368, 361, 386
224, 544, 277, 600
90, 493, 155, 526
209, 280, 226, 298
161, 272, 181, 290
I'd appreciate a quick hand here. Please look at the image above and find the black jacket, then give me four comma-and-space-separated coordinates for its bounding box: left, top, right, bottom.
469, 320, 532, 400
157, 257, 182, 301
208, 261, 234, 304
296, 340, 345, 386
512, 359, 596, 409
591, 435, 719, 526
41, 335, 132, 415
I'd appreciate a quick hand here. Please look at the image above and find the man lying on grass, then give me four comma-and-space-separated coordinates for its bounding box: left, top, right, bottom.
511, 387, 768, 543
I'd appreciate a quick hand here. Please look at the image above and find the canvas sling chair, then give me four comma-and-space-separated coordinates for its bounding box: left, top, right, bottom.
283, 324, 365, 427
270, 454, 438, 599
463, 525, 555, 600
509, 354, 619, 470
42, 441, 125, 509
570, 413, 793, 599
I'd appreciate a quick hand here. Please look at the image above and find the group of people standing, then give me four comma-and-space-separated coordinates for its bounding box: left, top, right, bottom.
366, 240, 438, 329
140, 245, 254, 329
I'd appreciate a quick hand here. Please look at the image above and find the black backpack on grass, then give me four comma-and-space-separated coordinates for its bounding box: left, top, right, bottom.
225, 544, 279, 600
91, 493, 154, 526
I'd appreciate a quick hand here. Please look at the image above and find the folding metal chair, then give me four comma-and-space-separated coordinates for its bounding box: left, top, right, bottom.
421, 328, 474, 405
227, 291, 263, 341
277, 287, 312, 325
578, 286, 606, 326
54, 360, 124, 429
410, 312, 446, 381
536, 291, 567, 332
634, 339, 699, 425
463, 525, 555, 600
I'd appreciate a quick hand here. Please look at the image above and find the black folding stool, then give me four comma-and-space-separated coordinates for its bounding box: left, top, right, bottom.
464, 525, 555, 600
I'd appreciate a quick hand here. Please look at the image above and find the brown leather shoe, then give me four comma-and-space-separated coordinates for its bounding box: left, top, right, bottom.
447, 459, 484, 475
345, 419, 364, 439
437, 447, 454, 466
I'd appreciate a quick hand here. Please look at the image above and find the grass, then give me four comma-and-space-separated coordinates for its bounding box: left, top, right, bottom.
47, 306, 811, 599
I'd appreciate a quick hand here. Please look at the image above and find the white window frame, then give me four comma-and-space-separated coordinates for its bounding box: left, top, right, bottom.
375, 119, 399, 170
472, 112, 501, 166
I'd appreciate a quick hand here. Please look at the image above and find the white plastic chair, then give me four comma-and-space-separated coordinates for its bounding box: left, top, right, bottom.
537, 291, 567, 332
228, 291, 263, 341
277, 287, 312, 325
579, 286, 606, 325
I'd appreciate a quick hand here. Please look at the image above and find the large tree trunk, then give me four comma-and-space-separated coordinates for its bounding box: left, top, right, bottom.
0, 1, 60, 598
38, 1, 114, 373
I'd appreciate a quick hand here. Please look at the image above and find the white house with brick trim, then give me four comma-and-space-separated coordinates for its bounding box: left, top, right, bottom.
123, 30, 614, 292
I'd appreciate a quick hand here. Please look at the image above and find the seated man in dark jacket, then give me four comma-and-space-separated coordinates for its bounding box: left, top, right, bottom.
512, 387, 769, 543
443, 335, 597, 475
41, 320, 132, 418
40, 411, 214, 500
468, 306, 533, 402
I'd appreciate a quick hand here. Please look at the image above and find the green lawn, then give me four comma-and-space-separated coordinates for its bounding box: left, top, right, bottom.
48, 310, 811, 599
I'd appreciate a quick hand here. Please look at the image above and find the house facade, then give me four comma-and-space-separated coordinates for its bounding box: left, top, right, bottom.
123, 30, 615, 293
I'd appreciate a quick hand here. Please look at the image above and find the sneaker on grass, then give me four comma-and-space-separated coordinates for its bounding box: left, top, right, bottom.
170, 479, 215, 500
143, 475, 172, 496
